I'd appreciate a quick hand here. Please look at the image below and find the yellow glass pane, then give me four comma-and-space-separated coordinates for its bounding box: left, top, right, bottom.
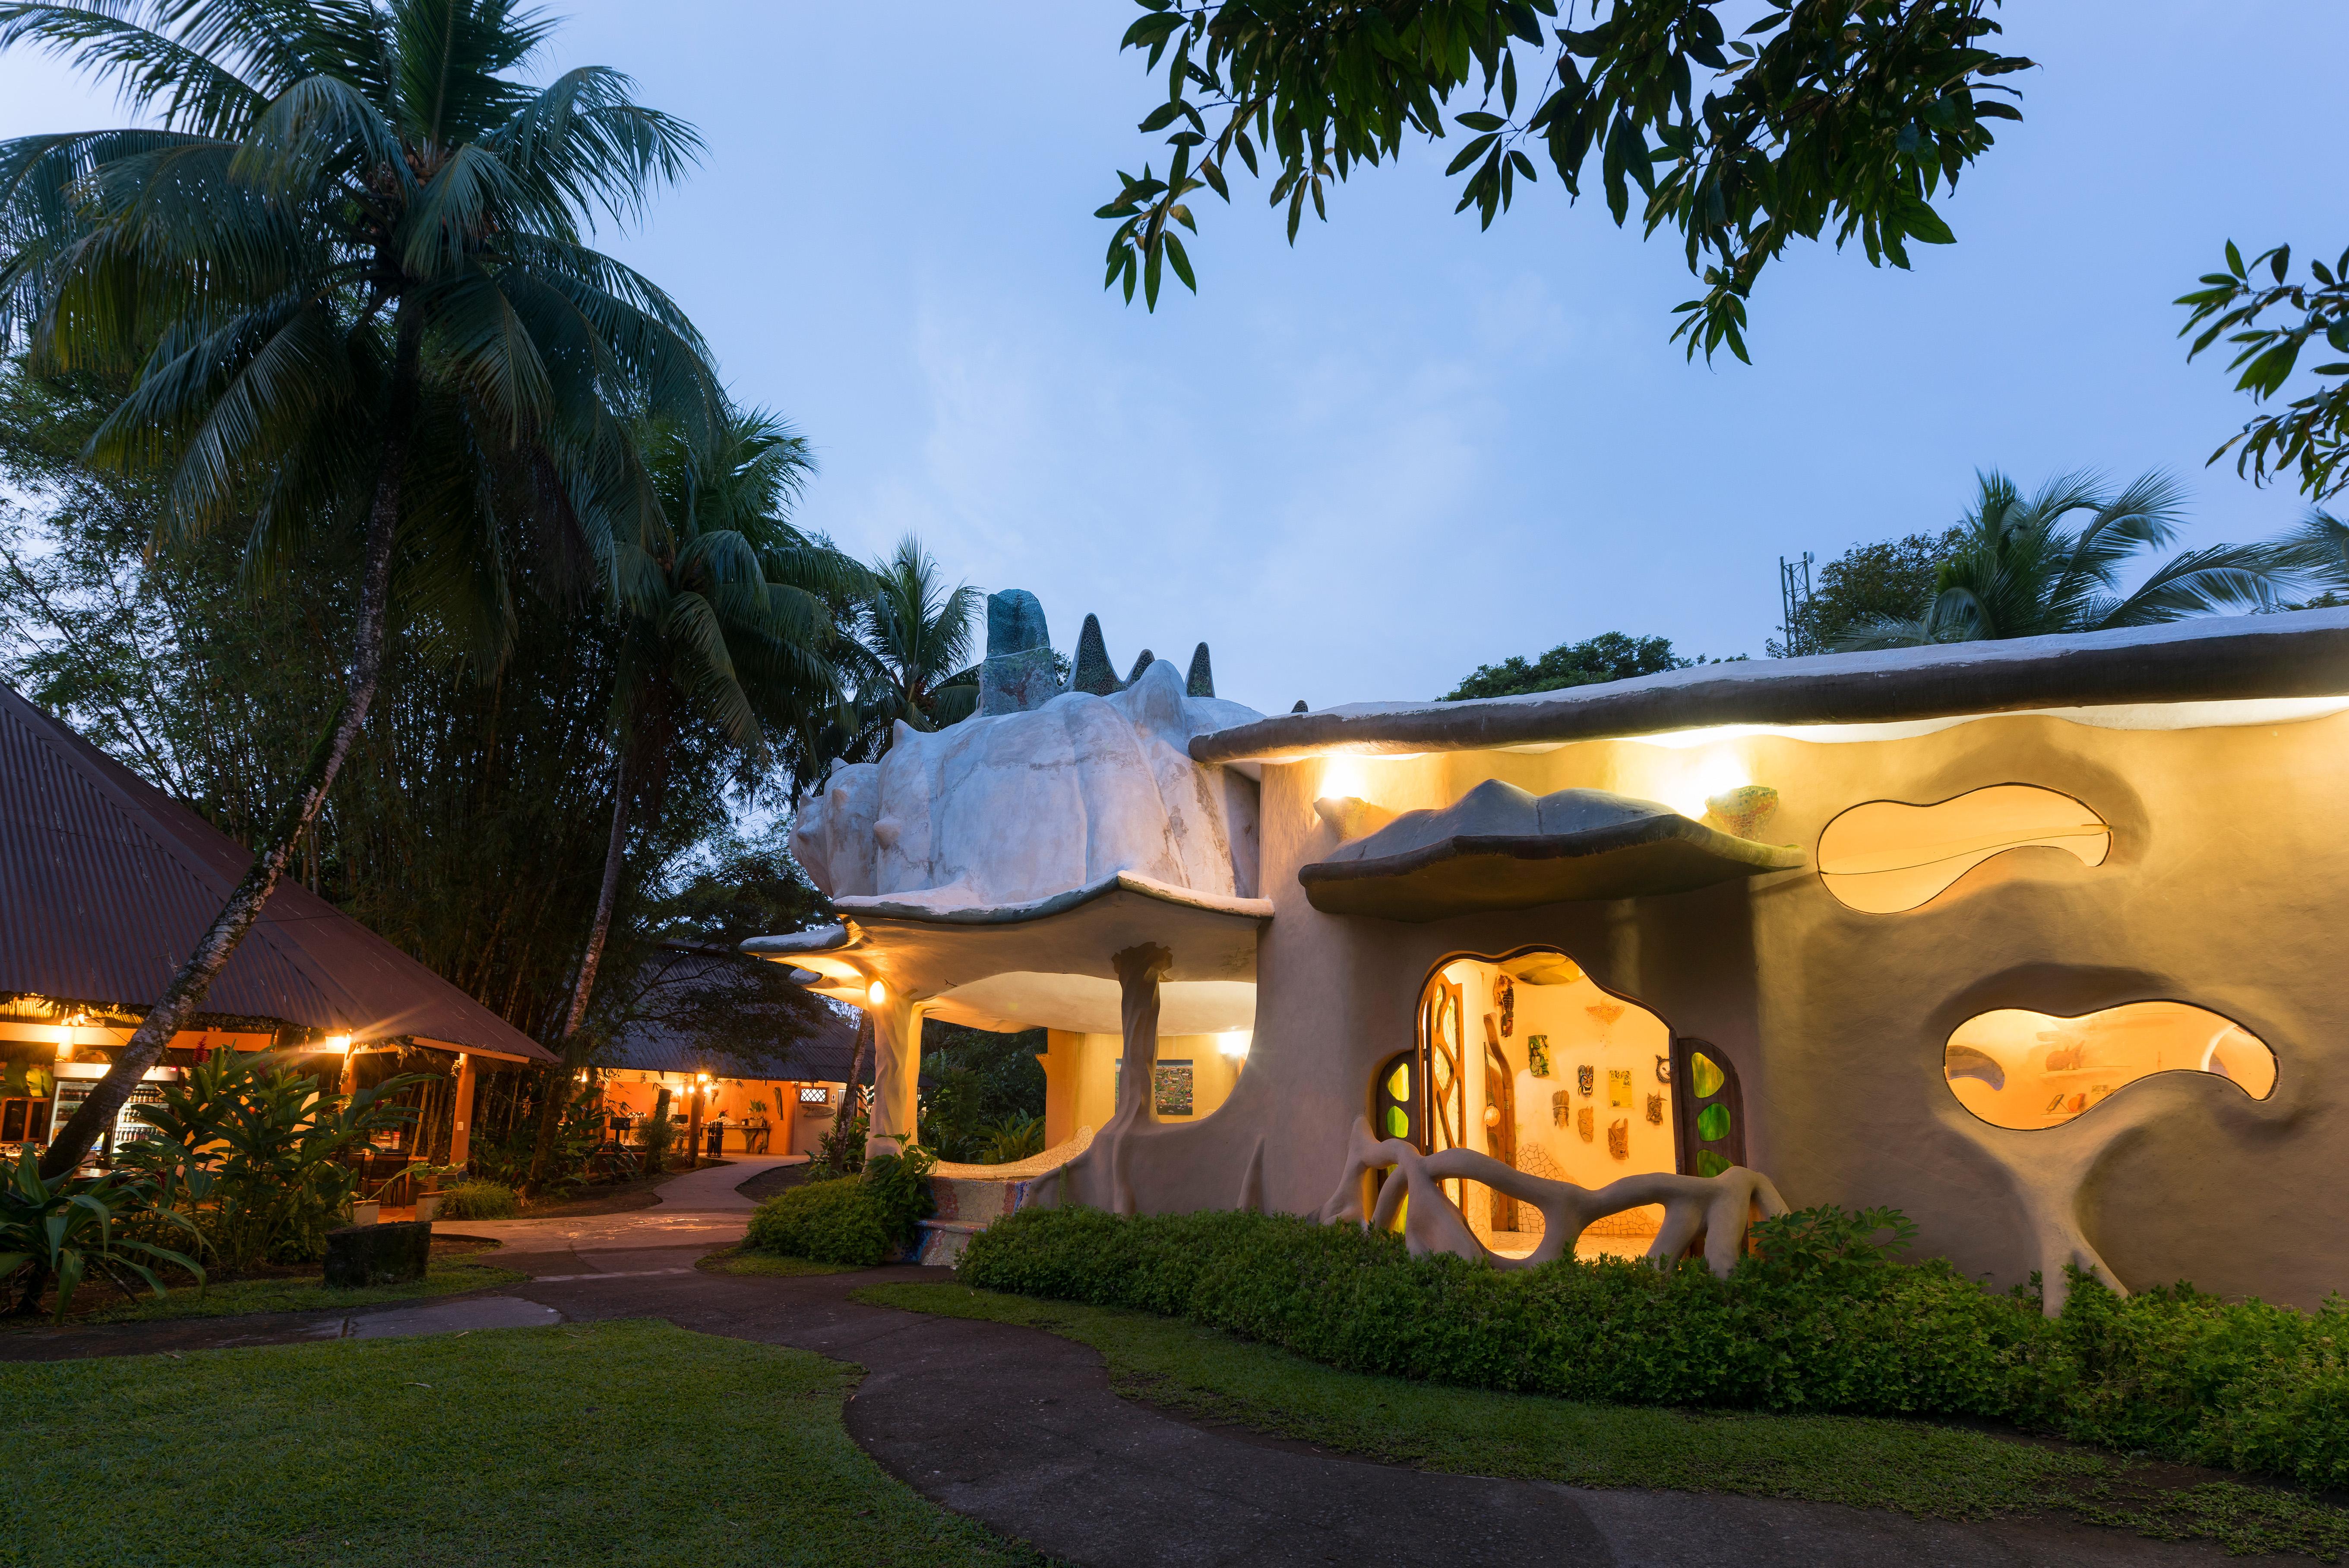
1689, 1052, 1725, 1099
1385, 1063, 1411, 1102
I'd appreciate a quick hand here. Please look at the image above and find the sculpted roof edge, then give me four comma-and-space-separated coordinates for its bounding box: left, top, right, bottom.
1192, 610, 2349, 764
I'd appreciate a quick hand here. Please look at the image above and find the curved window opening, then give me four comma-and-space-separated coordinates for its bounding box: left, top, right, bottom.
1393, 949, 1678, 1260
1819, 785, 2111, 914
1944, 1001, 2276, 1130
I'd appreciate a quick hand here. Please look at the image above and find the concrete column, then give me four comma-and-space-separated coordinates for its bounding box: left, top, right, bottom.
1111, 944, 1173, 1126
1107, 944, 1173, 1215
865, 985, 923, 1160
449, 1053, 478, 1168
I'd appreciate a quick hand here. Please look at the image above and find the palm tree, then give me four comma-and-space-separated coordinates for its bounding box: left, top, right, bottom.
853, 535, 981, 736
524, 405, 862, 1189
0, 0, 721, 1176
2283, 509, 2349, 605
1837, 471, 2297, 649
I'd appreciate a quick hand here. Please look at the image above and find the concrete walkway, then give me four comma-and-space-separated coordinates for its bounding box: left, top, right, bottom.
0, 1185, 2317, 1567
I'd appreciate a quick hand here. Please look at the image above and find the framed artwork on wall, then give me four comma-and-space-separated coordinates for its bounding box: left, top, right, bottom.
1154, 1060, 1195, 1117
1527, 1035, 1552, 1078
1608, 1069, 1633, 1109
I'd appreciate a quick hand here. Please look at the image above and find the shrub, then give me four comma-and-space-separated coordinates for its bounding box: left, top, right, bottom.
436, 1181, 518, 1220
745, 1177, 894, 1266
744, 1148, 937, 1268
957, 1205, 2349, 1491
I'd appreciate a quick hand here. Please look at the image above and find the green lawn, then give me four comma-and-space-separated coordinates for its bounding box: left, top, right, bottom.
696, 1244, 860, 1279
858, 1282, 2349, 1562
3, 1318, 1044, 1568
5, 1259, 531, 1328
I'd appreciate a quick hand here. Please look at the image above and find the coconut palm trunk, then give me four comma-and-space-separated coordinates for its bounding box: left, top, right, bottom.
524, 747, 629, 1192
38, 319, 419, 1180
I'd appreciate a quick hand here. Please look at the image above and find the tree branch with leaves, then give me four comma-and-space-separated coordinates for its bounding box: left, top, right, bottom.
1096, 0, 2031, 360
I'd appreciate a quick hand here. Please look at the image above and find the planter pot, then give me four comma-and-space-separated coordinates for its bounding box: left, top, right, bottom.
415, 1193, 442, 1222
349, 1200, 381, 1226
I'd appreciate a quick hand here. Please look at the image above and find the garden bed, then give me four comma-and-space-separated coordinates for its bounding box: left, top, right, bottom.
957, 1206, 2349, 1493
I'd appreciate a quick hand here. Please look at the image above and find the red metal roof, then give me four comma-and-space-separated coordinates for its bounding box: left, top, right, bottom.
0, 682, 553, 1062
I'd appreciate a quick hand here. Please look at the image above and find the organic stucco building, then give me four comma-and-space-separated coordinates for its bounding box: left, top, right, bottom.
752, 595, 2349, 1308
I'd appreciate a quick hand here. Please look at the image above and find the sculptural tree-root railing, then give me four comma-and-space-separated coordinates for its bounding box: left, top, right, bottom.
1317, 1115, 1790, 1275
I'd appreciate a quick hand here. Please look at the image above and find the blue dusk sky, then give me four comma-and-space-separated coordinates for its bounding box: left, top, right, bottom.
4, 3, 2344, 715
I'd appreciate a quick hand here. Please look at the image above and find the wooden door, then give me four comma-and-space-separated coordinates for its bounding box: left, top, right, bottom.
1419, 976, 1466, 1206
1481, 1013, 1517, 1231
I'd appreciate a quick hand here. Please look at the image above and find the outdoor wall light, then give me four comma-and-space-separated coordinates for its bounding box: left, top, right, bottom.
866, 980, 888, 1007
326, 1033, 353, 1054
1216, 1031, 1252, 1059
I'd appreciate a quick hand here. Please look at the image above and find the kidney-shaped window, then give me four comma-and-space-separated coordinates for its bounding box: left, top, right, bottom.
1944, 1001, 2275, 1130
1819, 785, 2111, 914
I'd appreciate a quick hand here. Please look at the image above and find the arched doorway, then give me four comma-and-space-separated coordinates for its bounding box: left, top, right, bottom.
1395, 949, 1682, 1258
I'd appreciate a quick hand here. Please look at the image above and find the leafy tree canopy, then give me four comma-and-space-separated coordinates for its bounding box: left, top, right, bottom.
1098, 0, 2031, 360
1446, 630, 1688, 700
2181, 242, 2349, 503
1770, 527, 1964, 656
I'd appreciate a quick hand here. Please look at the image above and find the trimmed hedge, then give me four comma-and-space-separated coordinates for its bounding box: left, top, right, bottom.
745, 1151, 937, 1268
957, 1205, 2349, 1490
436, 1181, 517, 1220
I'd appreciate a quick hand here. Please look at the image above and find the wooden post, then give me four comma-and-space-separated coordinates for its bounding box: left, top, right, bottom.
684, 1077, 705, 1170
449, 1053, 478, 1169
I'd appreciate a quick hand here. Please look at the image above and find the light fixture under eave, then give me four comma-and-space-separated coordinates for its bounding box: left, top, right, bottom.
866, 979, 888, 1007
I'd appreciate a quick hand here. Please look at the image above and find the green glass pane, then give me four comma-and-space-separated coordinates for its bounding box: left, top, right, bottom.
1695, 1150, 1731, 1178
1384, 1104, 1410, 1138
1385, 1063, 1411, 1102
1696, 1103, 1732, 1142
1689, 1052, 1726, 1099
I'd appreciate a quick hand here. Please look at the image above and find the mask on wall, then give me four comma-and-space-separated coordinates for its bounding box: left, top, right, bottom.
1552, 1090, 1570, 1128
1608, 1118, 1629, 1160
1495, 972, 1515, 1038
1654, 1054, 1672, 1085
1578, 1106, 1594, 1143
1577, 1064, 1595, 1098
1646, 1093, 1665, 1125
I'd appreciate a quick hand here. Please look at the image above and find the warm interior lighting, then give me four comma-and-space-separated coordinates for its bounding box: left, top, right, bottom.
1664, 750, 1747, 820
1945, 1001, 2276, 1129
1820, 786, 2111, 913
1317, 753, 1376, 804
1216, 1031, 1252, 1059
325, 1033, 353, 1055
866, 980, 888, 1007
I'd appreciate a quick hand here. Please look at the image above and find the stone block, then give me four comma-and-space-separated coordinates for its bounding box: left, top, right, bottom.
324, 1218, 432, 1288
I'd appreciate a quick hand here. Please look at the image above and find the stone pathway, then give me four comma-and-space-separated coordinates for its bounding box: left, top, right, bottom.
0, 1174, 2321, 1567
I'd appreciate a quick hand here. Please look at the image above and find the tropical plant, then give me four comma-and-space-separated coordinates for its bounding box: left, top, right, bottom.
436, 1179, 518, 1220
977, 1112, 1047, 1166
2180, 241, 2349, 502
1, 1147, 202, 1321
117, 1049, 423, 1272
2282, 509, 2349, 604
0, 0, 722, 1177
809, 1088, 869, 1181
1095, 1, 2032, 359
526, 408, 852, 1189
1833, 471, 2297, 648
850, 536, 982, 736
